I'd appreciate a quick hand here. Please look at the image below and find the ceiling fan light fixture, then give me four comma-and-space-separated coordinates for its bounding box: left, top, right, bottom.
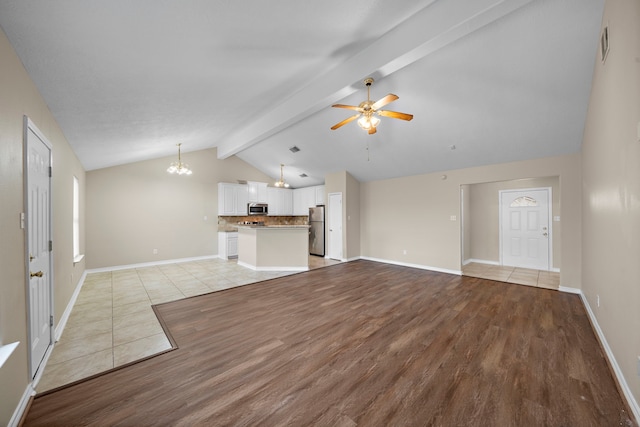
330, 77, 412, 134
167, 143, 192, 175
357, 115, 380, 130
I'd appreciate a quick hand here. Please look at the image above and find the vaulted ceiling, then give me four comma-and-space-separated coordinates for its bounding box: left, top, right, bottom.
0, 0, 605, 187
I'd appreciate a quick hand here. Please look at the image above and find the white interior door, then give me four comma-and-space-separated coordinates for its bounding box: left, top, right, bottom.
500, 188, 550, 270
328, 193, 343, 260
25, 118, 53, 378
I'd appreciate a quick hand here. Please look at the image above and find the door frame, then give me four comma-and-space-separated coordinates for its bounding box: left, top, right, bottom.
23, 116, 54, 379
498, 187, 552, 270
327, 192, 343, 261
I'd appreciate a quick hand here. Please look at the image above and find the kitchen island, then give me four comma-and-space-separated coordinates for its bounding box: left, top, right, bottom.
236, 225, 309, 271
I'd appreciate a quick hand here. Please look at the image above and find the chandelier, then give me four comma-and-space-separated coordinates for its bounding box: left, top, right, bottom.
274, 164, 289, 188
167, 143, 192, 175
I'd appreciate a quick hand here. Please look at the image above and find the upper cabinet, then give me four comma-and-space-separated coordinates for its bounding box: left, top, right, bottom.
219, 182, 323, 217
267, 187, 293, 216
315, 185, 325, 206
247, 181, 268, 203
218, 183, 249, 216
292, 185, 325, 216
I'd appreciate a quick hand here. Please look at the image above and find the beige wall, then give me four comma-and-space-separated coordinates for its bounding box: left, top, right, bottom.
86, 148, 272, 269
466, 176, 561, 269
461, 184, 471, 262
360, 153, 581, 286
581, 0, 640, 409
346, 172, 361, 260
325, 171, 361, 260
0, 26, 86, 425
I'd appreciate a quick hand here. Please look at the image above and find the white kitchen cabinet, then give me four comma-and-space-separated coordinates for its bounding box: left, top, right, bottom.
281, 189, 293, 215
315, 185, 325, 206
218, 232, 238, 259
267, 187, 293, 216
218, 183, 248, 216
292, 188, 305, 216
247, 181, 268, 203
292, 186, 319, 216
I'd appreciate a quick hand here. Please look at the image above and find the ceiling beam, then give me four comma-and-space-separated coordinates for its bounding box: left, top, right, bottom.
217, 0, 533, 159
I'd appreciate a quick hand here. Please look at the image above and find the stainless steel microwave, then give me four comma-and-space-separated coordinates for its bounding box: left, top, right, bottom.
248, 203, 268, 216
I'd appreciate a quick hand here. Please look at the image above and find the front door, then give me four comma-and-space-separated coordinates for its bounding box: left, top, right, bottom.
500, 188, 551, 270
25, 117, 53, 378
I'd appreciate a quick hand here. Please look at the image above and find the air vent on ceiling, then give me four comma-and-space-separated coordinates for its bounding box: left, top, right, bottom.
289, 146, 300, 153
299, 173, 308, 178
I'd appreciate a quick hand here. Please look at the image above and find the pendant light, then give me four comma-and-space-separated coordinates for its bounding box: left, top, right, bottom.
274, 164, 289, 188
167, 143, 192, 175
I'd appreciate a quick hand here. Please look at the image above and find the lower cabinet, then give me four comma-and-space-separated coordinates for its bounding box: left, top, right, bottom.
218, 232, 238, 259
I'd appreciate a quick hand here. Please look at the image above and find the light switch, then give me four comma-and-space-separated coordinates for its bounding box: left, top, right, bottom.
450, 215, 457, 221
554, 216, 560, 222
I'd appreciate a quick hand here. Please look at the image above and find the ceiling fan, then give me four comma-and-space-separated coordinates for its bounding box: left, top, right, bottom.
330, 77, 413, 135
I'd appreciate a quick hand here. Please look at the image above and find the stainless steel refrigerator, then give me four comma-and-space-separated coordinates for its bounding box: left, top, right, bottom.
309, 206, 325, 257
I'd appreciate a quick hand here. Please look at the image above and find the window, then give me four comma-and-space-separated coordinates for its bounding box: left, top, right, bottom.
73, 176, 82, 262
510, 196, 538, 207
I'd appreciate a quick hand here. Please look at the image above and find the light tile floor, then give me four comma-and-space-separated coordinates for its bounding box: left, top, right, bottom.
462, 262, 560, 289
37, 256, 340, 392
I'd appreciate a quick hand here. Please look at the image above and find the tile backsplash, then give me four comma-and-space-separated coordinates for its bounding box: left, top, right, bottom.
218, 215, 308, 232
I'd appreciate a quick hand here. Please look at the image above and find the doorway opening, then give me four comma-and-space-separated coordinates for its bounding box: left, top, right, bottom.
460, 177, 560, 289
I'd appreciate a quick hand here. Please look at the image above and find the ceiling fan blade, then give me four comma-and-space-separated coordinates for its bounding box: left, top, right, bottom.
378, 110, 414, 121
371, 94, 399, 111
368, 126, 377, 135
332, 104, 363, 112
331, 114, 360, 130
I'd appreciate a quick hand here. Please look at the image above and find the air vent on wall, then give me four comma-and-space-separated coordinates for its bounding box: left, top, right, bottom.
289, 146, 300, 153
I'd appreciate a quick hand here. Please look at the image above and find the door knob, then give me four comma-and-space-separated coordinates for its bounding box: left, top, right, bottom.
30, 271, 43, 278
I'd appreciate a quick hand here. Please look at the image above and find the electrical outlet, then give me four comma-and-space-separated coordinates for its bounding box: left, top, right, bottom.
403, 249, 407, 255
637, 356, 640, 376
597, 294, 600, 308
153, 249, 158, 255
450, 215, 457, 221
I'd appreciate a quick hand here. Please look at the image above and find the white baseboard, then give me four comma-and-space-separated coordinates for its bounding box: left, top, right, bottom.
85, 254, 219, 273
558, 285, 581, 294
8, 384, 35, 427
464, 258, 500, 266
578, 291, 640, 423
360, 256, 462, 276
236, 261, 308, 272
55, 270, 87, 342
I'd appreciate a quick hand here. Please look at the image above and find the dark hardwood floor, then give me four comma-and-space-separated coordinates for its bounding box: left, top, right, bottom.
23, 260, 635, 426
